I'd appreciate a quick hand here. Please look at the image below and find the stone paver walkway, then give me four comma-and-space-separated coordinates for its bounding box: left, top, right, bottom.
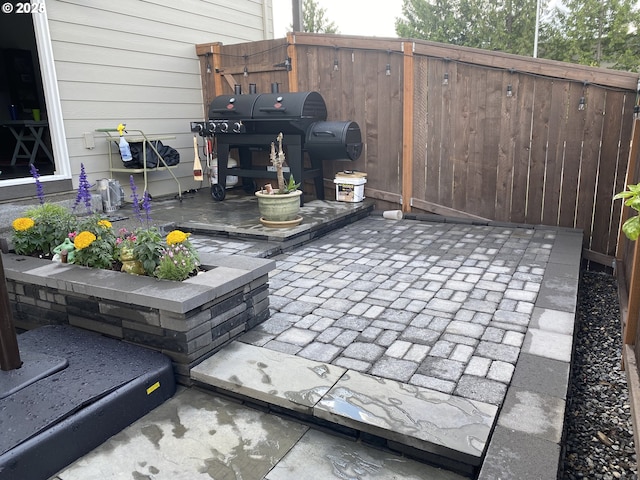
188, 214, 580, 478
238, 217, 551, 407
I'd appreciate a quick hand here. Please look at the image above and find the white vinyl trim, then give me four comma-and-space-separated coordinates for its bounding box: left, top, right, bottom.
32, 1, 70, 179
0, 0, 70, 187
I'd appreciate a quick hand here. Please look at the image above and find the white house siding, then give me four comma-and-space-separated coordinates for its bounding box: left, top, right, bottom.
46, 0, 274, 197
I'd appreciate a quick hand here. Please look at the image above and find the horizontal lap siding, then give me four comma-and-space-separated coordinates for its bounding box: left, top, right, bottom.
47, 0, 268, 191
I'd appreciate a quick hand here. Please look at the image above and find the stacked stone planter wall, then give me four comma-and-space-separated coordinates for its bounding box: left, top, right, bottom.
2, 252, 275, 384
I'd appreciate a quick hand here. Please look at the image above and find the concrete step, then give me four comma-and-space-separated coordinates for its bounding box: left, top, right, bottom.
191, 341, 498, 477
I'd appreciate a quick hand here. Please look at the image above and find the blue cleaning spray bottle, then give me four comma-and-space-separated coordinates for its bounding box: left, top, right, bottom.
117, 123, 133, 163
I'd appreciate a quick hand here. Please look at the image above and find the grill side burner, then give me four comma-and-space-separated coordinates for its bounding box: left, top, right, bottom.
191, 91, 362, 204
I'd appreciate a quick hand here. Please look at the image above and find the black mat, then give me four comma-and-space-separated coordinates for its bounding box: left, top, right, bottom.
0, 325, 175, 479
0, 350, 67, 400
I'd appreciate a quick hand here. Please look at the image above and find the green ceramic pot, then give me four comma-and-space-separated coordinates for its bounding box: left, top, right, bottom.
255, 189, 302, 222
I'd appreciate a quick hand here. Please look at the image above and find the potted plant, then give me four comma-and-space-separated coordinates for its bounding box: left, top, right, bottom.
255, 132, 303, 227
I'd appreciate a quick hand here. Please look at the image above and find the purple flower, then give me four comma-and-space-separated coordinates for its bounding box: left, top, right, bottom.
142, 190, 152, 225
73, 163, 93, 213
129, 176, 142, 223
30, 164, 45, 205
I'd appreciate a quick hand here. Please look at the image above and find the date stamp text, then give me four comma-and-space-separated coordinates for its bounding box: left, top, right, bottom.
2, 3, 45, 14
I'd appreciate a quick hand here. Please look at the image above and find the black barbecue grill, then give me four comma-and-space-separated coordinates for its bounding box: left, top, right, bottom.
191, 91, 362, 203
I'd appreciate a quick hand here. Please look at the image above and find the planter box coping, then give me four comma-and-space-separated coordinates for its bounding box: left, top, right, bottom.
1, 252, 275, 315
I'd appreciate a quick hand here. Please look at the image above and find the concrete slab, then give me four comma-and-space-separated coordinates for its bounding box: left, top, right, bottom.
265, 428, 466, 480
315, 370, 498, 468
530, 306, 575, 336
497, 387, 566, 444
511, 353, 570, 400
191, 341, 346, 414
52, 388, 309, 480
521, 328, 574, 363
477, 425, 561, 480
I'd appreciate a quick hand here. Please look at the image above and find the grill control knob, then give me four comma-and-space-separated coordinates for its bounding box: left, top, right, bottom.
233, 122, 243, 133
218, 122, 229, 133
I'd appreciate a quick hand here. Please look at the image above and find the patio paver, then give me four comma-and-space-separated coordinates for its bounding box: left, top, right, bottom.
36, 191, 581, 479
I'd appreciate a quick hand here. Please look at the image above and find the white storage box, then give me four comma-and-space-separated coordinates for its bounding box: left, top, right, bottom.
334, 171, 367, 202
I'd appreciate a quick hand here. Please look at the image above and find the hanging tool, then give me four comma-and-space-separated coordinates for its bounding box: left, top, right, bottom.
193, 135, 203, 181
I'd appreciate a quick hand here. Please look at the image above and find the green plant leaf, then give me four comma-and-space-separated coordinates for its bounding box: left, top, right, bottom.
622, 215, 640, 241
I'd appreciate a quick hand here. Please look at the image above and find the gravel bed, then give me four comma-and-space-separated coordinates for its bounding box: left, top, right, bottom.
561, 271, 637, 479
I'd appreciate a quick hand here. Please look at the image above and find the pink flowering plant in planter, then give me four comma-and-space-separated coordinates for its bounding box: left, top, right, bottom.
155, 230, 200, 281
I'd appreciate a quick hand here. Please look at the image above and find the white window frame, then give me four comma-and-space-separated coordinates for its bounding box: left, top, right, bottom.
1, 2, 71, 187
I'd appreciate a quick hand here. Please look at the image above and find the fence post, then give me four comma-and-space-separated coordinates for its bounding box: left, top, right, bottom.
402, 42, 414, 213
286, 33, 298, 93
211, 42, 223, 98
621, 118, 640, 356
618, 118, 640, 260
624, 243, 640, 346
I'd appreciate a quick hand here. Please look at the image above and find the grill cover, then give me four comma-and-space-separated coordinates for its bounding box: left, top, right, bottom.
306, 121, 362, 161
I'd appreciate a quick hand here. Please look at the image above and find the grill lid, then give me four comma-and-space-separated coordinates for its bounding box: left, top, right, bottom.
251, 92, 327, 121
208, 94, 259, 119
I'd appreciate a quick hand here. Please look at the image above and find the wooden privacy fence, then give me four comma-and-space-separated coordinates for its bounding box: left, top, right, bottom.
195, 33, 640, 263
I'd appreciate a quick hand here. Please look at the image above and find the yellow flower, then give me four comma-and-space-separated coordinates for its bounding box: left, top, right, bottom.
12, 217, 35, 232
166, 230, 190, 245
74, 231, 97, 250
97, 219, 112, 229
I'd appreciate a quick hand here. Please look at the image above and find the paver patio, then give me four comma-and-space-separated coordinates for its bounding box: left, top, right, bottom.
0, 190, 580, 479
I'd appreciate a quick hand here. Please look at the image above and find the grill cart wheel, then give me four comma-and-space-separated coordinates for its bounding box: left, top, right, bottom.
211, 183, 225, 201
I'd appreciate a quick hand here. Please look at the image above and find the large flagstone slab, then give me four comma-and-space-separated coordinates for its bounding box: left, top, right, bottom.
191, 341, 346, 414
314, 370, 498, 467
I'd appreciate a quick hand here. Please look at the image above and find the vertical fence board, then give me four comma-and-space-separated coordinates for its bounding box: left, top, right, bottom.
453, 64, 472, 212
541, 80, 568, 225
479, 68, 503, 219
576, 87, 606, 240
413, 56, 429, 203
496, 71, 519, 219
559, 82, 587, 229
468, 68, 491, 215
594, 93, 626, 255
510, 74, 536, 223
430, 59, 447, 204
527, 78, 552, 225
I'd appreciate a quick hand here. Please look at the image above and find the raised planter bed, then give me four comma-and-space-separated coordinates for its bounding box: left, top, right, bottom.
2, 252, 275, 384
